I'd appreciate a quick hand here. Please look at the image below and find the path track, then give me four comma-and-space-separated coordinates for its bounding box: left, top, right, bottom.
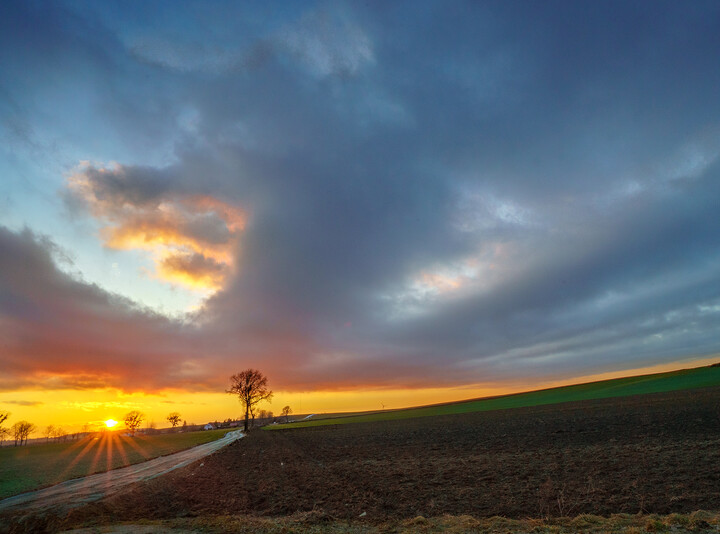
0, 430, 243, 514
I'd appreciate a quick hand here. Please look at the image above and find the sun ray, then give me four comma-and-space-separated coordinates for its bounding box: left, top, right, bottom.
105, 432, 114, 474
113, 433, 130, 467
55, 434, 100, 483
120, 432, 150, 459
57, 433, 96, 460
88, 432, 109, 478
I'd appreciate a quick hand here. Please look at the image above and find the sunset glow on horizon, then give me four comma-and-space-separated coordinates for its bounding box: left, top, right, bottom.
3, 356, 718, 434
2, 1, 720, 439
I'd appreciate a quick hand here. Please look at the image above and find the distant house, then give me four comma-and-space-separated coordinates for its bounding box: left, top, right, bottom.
229, 421, 239, 427
203, 423, 215, 430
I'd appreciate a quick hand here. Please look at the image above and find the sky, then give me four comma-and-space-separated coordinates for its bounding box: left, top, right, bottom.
1, 0, 720, 433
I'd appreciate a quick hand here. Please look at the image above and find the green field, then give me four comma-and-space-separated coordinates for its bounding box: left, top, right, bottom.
0, 429, 229, 500
266, 363, 720, 430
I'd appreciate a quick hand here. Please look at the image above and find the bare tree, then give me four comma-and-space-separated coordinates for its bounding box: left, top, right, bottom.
0, 411, 9, 445
227, 369, 273, 432
166, 412, 181, 429
12, 421, 36, 446
44, 425, 55, 443
124, 411, 144, 436
281, 405, 292, 423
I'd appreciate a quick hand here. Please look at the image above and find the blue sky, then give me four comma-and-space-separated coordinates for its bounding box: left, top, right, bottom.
1, 0, 720, 397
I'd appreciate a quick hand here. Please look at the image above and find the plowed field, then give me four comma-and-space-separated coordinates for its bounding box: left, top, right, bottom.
49, 385, 720, 528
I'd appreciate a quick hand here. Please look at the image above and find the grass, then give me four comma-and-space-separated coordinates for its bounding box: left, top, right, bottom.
50, 510, 720, 533
0, 428, 229, 500
266, 363, 720, 430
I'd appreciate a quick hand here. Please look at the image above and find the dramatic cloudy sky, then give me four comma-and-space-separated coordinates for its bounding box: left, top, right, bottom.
1, 1, 720, 424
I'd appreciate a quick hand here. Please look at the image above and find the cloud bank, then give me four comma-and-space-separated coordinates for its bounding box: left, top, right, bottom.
1, 1, 720, 394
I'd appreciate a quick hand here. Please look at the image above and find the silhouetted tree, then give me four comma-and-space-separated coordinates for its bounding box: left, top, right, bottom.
281, 405, 292, 423
124, 411, 144, 436
0, 411, 9, 445
12, 421, 35, 446
167, 412, 181, 429
227, 369, 273, 432
44, 425, 55, 442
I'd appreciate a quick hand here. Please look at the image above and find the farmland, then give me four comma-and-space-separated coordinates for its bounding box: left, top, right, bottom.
0, 428, 229, 500
9, 384, 717, 533
270, 364, 720, 429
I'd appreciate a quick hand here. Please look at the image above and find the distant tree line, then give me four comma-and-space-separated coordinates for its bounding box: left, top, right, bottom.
0, 412, 37, 447
43, 424, 75, 443
0, 411, 103, 447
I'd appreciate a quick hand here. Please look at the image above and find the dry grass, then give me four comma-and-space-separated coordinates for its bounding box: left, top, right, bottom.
59, 510, 720, 533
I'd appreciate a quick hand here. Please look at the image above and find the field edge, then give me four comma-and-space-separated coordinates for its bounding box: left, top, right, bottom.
266, 363, 720, 430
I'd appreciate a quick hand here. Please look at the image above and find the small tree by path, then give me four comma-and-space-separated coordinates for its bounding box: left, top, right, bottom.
227, 369, 273, 432
124, 411, 144, 436
281, 405, 292, 423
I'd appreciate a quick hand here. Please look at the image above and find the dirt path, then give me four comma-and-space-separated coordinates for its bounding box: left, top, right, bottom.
0, 430, 243, 515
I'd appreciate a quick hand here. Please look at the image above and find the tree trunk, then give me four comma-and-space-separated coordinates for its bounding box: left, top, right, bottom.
244, 404, 249, 432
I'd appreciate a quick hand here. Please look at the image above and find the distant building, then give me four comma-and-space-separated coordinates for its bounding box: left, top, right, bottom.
203, 423, 215, 430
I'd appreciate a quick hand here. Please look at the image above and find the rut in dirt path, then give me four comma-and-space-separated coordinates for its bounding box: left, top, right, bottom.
0, 430, 244, 515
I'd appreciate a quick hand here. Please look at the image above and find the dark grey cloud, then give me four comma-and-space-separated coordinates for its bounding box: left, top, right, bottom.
0, 226, 201, 391
2, 0, 720, 392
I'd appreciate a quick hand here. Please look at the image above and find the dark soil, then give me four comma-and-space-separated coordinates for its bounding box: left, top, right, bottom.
10, 386, 720, 530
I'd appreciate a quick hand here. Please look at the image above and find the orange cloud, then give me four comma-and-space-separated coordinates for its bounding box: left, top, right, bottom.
158, 252, 228, 290
67, 164, 245, 291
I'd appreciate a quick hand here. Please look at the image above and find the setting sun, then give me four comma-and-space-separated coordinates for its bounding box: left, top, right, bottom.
105, 419, 118, 429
